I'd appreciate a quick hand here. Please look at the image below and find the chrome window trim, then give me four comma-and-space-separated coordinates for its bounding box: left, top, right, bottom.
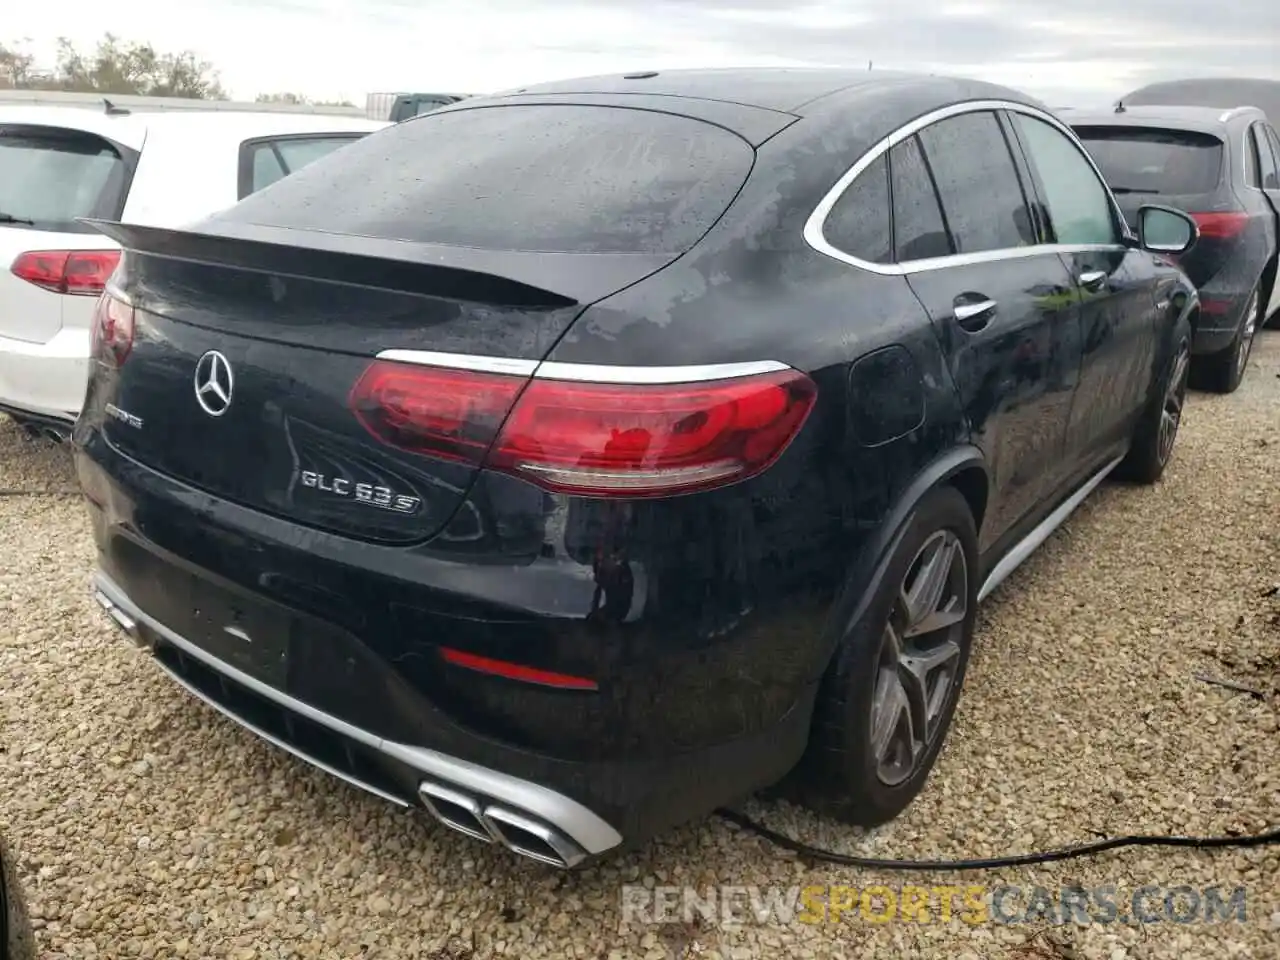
803, 98, 1132, 276
375, 350, 791, 384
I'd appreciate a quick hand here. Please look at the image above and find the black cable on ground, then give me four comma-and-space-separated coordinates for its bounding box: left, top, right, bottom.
716, 808, 1280, 871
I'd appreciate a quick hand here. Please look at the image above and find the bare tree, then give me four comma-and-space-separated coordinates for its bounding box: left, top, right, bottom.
0, 40, 37, 89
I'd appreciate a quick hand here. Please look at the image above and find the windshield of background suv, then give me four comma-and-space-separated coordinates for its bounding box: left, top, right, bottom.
0, 126, 133, 233
217, 103, 756, 255
1071, 125, 1224, 195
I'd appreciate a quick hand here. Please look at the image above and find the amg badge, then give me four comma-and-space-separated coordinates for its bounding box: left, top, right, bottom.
299, 471, 421, 515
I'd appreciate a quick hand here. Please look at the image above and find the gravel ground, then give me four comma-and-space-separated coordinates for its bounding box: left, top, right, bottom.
1, 336, 1277, 960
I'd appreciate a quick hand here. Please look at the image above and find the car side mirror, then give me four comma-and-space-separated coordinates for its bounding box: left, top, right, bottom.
1136, 204, 1198, 255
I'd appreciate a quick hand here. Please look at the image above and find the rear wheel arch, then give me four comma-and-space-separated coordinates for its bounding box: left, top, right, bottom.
827, 446, 988, 648
946, 465, 989, 537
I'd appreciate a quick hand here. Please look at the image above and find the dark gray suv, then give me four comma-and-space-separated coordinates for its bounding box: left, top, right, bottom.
1063, 103, 1280, 393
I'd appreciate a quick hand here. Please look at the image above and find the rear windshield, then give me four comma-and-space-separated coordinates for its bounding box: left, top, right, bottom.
0, 125, 134, 233
1072, 125, 1223, 195
217, 104, 756, 255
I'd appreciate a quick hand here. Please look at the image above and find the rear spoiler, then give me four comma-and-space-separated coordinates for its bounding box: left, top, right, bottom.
80, 218, 671, 308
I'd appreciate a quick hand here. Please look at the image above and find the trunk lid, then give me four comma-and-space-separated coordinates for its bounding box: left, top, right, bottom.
85, 221, 671, 545
83, 102, 757, 544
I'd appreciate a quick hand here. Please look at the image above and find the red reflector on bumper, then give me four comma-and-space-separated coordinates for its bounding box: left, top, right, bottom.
439, 647, 599, 690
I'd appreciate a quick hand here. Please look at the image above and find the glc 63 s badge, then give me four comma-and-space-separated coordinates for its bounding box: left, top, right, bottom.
298, 470, 422, 515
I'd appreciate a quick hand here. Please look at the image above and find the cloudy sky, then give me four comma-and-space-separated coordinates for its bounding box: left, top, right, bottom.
7, 0, 1278, 107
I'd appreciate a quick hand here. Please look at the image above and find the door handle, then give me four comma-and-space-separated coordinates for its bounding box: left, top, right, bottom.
1079, 269, 1107, 289
954, 298, 997, 330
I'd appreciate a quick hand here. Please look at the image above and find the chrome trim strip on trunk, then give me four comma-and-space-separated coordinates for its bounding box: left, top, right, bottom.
373, 350, 792, 385
92, 570, 624, 855
534, 359, 789, 384
375, 349, 540, 377
976, 454, 1123, 603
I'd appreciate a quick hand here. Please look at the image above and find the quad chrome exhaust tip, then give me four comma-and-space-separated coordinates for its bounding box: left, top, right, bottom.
418, 779, 589, 868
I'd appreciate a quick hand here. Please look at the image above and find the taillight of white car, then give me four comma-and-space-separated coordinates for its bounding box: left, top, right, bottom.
10, 249, 121, 297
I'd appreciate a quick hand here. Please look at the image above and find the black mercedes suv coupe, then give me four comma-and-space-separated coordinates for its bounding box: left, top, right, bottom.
73, 68, 1200, 868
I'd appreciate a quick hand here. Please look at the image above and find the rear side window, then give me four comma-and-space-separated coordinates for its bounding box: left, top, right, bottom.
1013, 114, 1118, 246
1253, 125, 1279, 189
823, 153, 892, 264
1071, 125, 1223, 195
889, 135, 952, 261
219, 104, 756, 255
0, 125, 134, 233
1244, 130, 1261, 187
238, 135, 366, 199
915, 111, 1037, 254
1269, 127, 1280, 187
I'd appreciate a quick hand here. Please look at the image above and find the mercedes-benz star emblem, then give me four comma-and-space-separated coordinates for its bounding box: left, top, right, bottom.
193, 350, 235, 417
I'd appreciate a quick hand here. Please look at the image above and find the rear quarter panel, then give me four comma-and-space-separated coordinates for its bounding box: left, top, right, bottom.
543, 97, 972, 684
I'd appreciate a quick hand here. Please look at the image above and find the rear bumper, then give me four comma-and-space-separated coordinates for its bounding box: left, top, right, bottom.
92, 566, 811, 864
0, 327, 89, 421
93, 570, 619, 865
76, 431, 827, 863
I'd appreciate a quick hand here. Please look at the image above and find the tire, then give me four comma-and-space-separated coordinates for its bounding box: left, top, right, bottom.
1198, 285, 1260, 394
796, 485, 979, 827
1114, 311, 1192, 485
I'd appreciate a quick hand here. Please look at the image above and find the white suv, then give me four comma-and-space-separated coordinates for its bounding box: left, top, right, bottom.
0, 105, 388, 438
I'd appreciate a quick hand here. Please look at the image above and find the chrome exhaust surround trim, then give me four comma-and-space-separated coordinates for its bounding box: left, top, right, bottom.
483, 804, 588, 868
94, 588, 141, 642
417, 781, 497, 845
416, 779, 589, 868
91, 570, 624, 862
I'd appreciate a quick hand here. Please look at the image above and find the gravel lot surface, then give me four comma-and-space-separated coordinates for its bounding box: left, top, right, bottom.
1, 336, 1277, 960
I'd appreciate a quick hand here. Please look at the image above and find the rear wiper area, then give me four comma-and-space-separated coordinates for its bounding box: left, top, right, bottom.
0, 212, 36, 225
1109, 187, 1159, 195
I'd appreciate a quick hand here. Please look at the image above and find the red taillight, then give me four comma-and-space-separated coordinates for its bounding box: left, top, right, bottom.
10, 250, 121, 296
90, 292, 135, 367
349, 363, 526, 463
349, 361, 818, 498
439, 647, 598, 690
1188, 212, 1248, 240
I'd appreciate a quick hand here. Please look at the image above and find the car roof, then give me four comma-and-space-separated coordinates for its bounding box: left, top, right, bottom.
0, 105, 387, 153
489, 67, 1006, 115
1058, 103, 1262, 135
1120, 77, 1280, 124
